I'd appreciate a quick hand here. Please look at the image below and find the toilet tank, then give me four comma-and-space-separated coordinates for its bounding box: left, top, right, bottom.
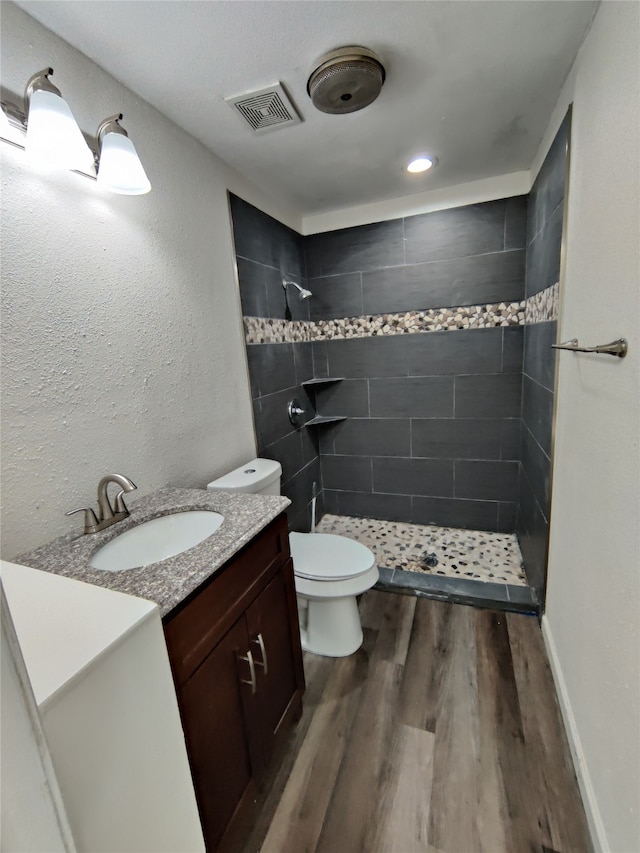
207, 458, 282, 496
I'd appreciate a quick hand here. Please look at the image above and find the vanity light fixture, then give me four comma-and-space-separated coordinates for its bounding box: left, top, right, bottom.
406, 156, 437, 174
96, 114, 151, 195
24, 68, 95, 173
0, 67, 151, 195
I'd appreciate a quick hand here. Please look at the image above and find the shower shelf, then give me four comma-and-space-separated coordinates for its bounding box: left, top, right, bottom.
300, 378, 346, 426
301, 377, 344, 386
304, 415, 347, 427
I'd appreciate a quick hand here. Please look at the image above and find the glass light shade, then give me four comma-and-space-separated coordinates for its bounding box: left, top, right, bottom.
25, 89, 95, 173
97, 131, 151, 195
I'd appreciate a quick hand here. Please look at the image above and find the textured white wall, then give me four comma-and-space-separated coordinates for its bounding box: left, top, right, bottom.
539, 3, 639, 851
0, 3, 301, 559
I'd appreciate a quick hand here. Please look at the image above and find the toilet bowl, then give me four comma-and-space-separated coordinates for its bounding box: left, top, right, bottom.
207, 458, 378, 657
289, 531, 378, 656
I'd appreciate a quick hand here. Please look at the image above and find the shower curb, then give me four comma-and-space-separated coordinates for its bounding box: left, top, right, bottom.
374, 567, 539, 616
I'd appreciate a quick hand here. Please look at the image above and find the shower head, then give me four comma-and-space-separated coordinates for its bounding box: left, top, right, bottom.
282, 279, 313, 301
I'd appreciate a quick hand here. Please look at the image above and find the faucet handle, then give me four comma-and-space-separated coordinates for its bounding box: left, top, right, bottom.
66, 507, 99, 535
113, 488, 134, 516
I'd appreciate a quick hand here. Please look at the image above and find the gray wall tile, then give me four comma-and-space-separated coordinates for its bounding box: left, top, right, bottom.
408, 327, 504, 376
500, 419, 521, 460
245, 345, 261, 398
404, 201, 505, 264
263, 430, 303, 486
321, 454, 372, 492
333, 418, 411, 457
264, 266, 288, 319
312, 341, 329, 378
450, 250, 525, 306
314, 379, 369, 418
412, 496, 499, 531
502, 326, 524, 373
525, 203, 563, 298
308, 272, 363, 320
305, 219, 404, 278
455, 460, 519, 502
327, 335, 412, 378
369, 376, 453, 418
527, 111, 569, 244
283, 458, 320, 531
230, 193, 302, 276
254, 386, 300, 448
247, 343, 296, 397
497, 502, 518, 533
523, 321, 557, 390
455, 373, 522, 419
317, 424, 335, 455
516, 467, 549, 594
237, 257, 268, 317
411, 418, 502, 460
372, 456, 454, 497
362, 262, 452, 314
504, 196, 528, 250
336, 490, 412, 522
517, 113, 569, 605
520, 425, 551, 516
522, 375, 553, 457
300, 426, 319, 468
293, 342, 314, 385
322, 488, 339, 516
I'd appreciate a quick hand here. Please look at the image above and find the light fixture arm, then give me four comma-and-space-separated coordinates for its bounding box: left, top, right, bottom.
96, 113, 128, 142
25, 68, 60, 109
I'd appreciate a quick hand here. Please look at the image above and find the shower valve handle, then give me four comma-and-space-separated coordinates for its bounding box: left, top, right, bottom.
288, 398, 307, 425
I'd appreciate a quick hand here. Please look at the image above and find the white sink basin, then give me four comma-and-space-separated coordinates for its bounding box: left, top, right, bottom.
90, 511, 224, 571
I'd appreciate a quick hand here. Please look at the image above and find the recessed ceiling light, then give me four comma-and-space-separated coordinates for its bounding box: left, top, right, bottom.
406, 156, 436, 174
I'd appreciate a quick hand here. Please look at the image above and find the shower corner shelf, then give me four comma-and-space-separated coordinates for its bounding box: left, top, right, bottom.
301, 377, 344, 387
304, 415, 347, 427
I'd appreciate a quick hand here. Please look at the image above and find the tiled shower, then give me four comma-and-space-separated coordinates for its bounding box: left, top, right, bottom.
230, 114, 568, 611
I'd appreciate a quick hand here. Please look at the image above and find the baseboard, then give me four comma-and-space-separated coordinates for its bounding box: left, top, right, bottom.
541, 615, 609, 852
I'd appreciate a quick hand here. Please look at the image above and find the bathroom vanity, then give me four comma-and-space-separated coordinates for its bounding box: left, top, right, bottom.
164, 512, 304, 851
13, 488, 305, 853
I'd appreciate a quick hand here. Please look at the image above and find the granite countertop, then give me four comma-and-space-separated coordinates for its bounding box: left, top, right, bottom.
15, 488, 290, 617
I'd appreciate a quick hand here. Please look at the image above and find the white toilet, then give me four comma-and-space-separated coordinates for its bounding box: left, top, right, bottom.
207, 458, 378, 657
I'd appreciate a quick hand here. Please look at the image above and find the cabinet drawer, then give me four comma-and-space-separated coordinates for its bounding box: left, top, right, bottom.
164, 513, 289, 685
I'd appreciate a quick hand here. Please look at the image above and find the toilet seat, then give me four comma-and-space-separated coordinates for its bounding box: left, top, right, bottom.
289, 532, 375, 581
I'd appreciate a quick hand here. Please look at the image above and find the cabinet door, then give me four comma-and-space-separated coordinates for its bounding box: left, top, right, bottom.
176, 618, 259, 852
245, 559, 304, 765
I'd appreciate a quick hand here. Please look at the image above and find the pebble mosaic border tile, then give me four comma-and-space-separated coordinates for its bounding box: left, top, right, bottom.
244, 283, 558, 344
525, 282, 559, 324
315, 513, 528, 586
244, 300, 526, 345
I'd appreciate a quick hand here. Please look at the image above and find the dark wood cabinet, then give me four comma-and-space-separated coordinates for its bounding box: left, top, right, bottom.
163, 513, 304, 852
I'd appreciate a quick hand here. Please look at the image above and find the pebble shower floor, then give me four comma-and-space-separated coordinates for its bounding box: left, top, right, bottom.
315, 514, 527, 586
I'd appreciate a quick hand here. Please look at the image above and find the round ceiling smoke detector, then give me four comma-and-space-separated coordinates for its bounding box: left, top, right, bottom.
307, 46, 386, 115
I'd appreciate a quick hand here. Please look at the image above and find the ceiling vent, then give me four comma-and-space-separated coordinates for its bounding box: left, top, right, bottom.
225, 83, 301, 134
307, 46, 386, 115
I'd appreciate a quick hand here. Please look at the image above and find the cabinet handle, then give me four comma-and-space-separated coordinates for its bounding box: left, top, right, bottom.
252, 633, 268, 676
239, 649, 257, 694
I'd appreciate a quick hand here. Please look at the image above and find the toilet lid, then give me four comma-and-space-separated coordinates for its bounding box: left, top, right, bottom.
289, 533, 376, 581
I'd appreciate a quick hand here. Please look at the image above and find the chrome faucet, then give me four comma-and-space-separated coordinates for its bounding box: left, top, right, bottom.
66, 473, 137, 534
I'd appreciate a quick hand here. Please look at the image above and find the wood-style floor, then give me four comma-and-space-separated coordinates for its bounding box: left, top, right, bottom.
242, 591, 591, 853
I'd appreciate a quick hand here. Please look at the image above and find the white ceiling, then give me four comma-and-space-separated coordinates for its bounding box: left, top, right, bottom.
15, 0, 597, 216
